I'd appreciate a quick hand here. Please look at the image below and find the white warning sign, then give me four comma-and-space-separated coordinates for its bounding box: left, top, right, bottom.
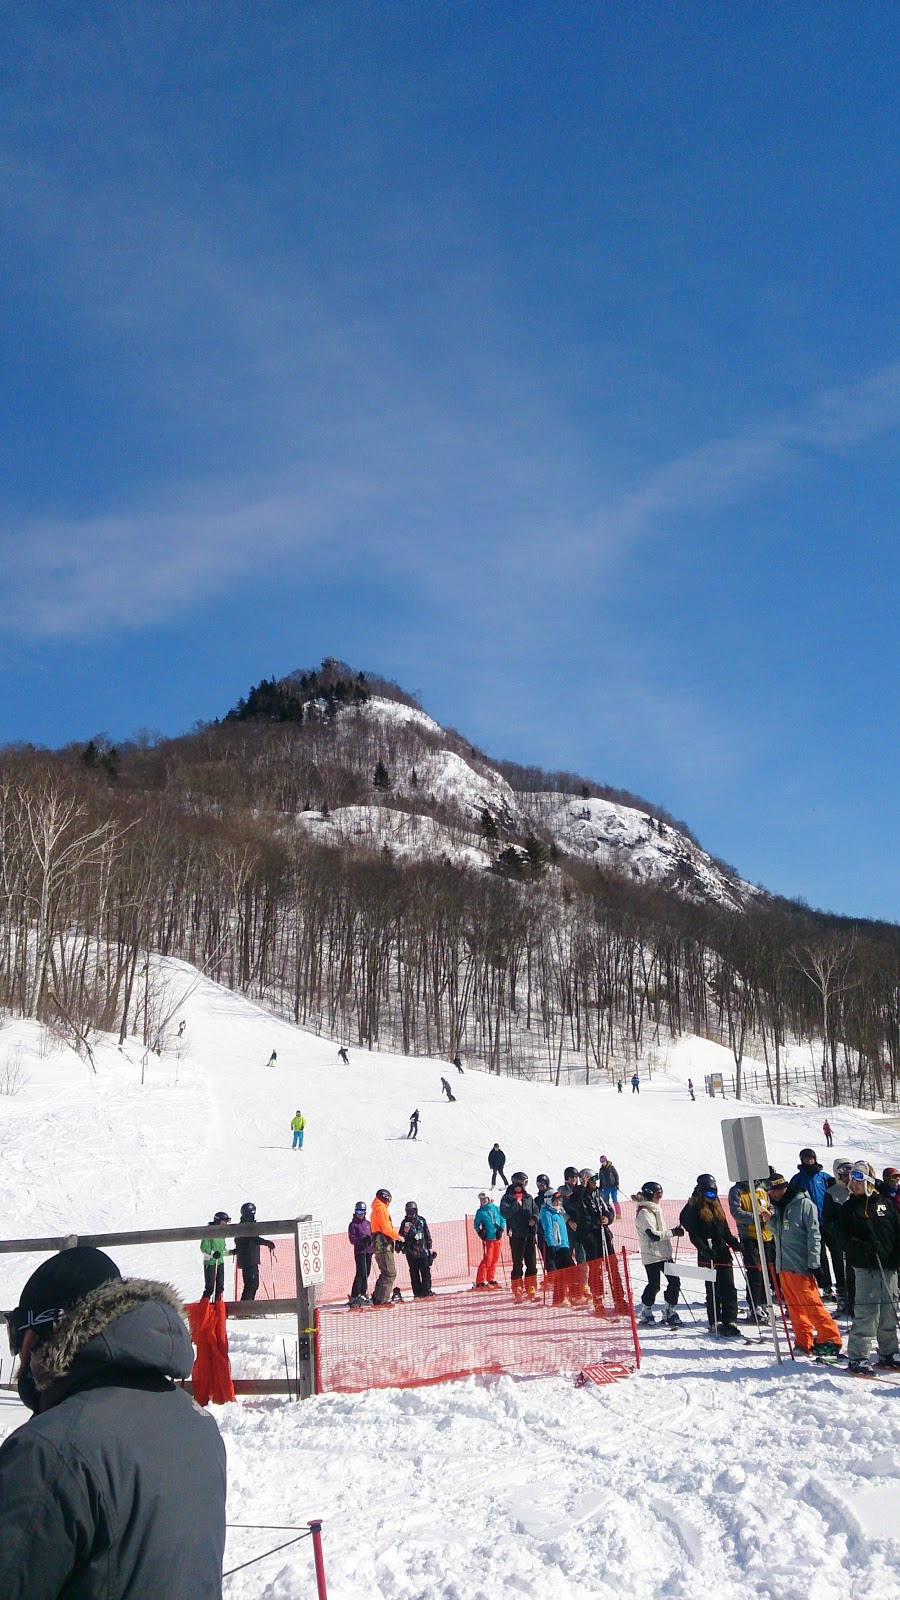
298, 1220, 325, 1286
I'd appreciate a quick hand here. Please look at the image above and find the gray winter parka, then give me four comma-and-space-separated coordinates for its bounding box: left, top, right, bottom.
771, 1190, 821, 1275
0, 1277, 227, 1600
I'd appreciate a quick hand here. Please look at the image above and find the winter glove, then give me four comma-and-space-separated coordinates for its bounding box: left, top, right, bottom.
212, 1251, 222, 1261
645, 1230, 661, 1242
267, 1242, 276, 1253
672, 1226, 685, 1237
428, 1251, 437, 1263
394, 1240, 405, 1253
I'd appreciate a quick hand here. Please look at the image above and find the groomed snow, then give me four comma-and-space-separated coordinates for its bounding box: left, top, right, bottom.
1, 961, 899, 1599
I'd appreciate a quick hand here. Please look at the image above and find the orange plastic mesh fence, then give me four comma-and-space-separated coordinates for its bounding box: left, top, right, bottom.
233, 1201, 691, 1301
315, 1253, 640, 1394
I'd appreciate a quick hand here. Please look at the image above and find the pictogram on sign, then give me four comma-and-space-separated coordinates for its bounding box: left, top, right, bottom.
298, 1221, 325, 1285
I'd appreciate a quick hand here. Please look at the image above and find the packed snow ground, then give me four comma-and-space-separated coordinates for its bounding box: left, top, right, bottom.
1, 961, 899, 1600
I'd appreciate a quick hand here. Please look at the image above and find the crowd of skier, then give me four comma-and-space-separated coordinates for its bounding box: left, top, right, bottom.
340, 1143, 900, 1377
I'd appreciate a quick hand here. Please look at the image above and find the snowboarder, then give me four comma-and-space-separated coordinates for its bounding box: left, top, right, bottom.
679, 1176, 742, 1337
635, 1181, 683, 1326
765, 1174, 842, 1358
370, 1189, 402, 1305
473, 1192, 505, 1287
290, 1110, 306, 1149
200, 1212, 232, 1302
440, 1076, 456, 1102
598, 1156, 621, 1217
265, 1050, 277, 1069
347, 1201, 374, 1305
499, 1173, 539, 1300
407, 1109, 420, 1139
338, 1046, 349, 1065
823, 1119, 834, 1147
452, 1054, 464, 1074
836, 1160, 900, 1375
234, 1202, 275, 1301
488, 1143, 508, 1188
399, 1202, 435, 1297
631, 1073, 640, 1094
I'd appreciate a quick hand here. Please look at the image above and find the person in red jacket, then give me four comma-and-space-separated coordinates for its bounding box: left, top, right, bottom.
370, 1189, 402, 1305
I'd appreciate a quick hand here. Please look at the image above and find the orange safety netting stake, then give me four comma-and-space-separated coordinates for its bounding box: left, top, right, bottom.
186, 1298, 236, 1405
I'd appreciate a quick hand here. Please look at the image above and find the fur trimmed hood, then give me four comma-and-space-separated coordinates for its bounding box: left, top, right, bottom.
30, 1277, 194, 1393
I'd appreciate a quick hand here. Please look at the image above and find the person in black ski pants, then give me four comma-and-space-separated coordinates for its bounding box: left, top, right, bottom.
500, 1175, 539, 1298
398, 1202, 435, 1297
488, 1144, 508, 1188
680, 1174, 742, 1336
234, 1203, 275, 1301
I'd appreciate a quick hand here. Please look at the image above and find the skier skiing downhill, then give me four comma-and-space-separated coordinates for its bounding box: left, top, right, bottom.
635, 1182, 683, 1327
290, 1110, 305, 1148
836, 1160, 900, 1376
488, 1144, 508, 1188
679, 1176, 742, 1337
407, 1109, 420, 1140
764, 1174, 842, 1360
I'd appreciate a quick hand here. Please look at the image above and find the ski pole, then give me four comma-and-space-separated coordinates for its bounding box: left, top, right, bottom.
731, 1250, 764, 1343
767, 1262, 795, 1359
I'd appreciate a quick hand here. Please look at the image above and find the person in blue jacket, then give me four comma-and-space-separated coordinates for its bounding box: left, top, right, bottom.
473, 1192, 505, 1288
540, 1190, 574, 1304
794, 1149, 835, 1298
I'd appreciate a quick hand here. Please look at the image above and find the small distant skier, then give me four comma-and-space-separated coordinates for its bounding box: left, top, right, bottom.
399, 1202, 435, 1298
347, 1201, 374, 1306
823, 1119, 834, 1148
200, 1212, 232, 1302
338, 1046, 350, 1065
616, 1080, 623, 1095
631, 1073, 640, 1094
688, 1078, 695, 1102
265, 1050, 277, 1069
177, 1019, 186, 1038
488, 1143, 508, 1188
452, 1054, 464, 1074
234, 1202, 275, 1301
407, 1109, 420, 1140
440, 1076, 456, 1102
290, 1110, 306, 1149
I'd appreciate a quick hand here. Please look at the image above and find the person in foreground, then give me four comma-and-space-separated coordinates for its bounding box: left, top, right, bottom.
0, 1245, 227, 1599
837, 1158, 900, 1376
764, 1174, 842, 1360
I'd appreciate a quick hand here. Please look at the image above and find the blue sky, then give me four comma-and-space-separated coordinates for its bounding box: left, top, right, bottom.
1, 5, 897, 920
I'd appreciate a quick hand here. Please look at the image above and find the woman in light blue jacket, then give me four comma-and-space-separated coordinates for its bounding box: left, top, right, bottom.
540, 1192, 574, 1305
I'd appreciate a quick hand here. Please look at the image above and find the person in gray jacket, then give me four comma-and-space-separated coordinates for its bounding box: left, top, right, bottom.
765, 1175, 842, 1357
0, 1245, 227, 1599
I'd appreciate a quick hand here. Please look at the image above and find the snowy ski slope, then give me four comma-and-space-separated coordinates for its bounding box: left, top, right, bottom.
1, 960, 899, 1599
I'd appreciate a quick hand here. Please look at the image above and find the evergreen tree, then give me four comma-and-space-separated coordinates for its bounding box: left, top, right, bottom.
373, 760, 390, 791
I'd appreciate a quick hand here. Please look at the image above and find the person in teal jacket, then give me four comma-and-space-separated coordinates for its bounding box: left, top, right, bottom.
473, 1194, 505, 1288
540, 1192, 574, 1304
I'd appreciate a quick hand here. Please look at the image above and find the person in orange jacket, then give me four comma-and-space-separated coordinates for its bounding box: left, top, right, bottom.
371, 1188, 402, 1305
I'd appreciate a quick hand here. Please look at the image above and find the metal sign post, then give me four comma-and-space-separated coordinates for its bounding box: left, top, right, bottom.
721, 1116, 784, 1364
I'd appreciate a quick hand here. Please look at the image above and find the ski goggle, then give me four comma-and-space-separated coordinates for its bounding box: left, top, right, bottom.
703, 1189, 717, 1199
850, 1169, 870, 1182
3, 1305, 59, 1357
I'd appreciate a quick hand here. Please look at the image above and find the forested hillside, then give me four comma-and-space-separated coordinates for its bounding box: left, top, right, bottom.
1, 662, 896, 1107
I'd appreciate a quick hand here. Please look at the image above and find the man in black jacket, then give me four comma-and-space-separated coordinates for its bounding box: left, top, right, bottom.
500, 1173, 539, 1299
488, 1143, 508, 1189
234, 1201, 276, 1301
0, 1245, 226, 1598
836, 1159, 900, 1375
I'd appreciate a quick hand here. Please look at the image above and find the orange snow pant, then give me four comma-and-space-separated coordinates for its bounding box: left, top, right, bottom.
779, 1270, 841, 1350
476, 1238, 502, 1286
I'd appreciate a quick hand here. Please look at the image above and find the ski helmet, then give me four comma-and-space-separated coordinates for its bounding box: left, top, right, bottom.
240, 1202, 256, 1221
640, 1181, 663, 1199
376, 1188, 392, 1204
354, 1201, 367, 1214
536, 1174, 550, 1187
510, 1171, 528, 1187
696, 1174, 717, 1197
212, 1211, 231, 1224
405, 1201, 418, 1215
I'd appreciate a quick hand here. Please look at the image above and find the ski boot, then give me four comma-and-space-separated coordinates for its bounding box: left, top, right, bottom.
847, 1358, 875, 1377
662, 1304, 682, 1328
638, 1305, 656, 1327
717, 1322, 743, 1339
391, 1287, 403, 1303
875, 1351, 900, 1370
812, 1341, 844, 1364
